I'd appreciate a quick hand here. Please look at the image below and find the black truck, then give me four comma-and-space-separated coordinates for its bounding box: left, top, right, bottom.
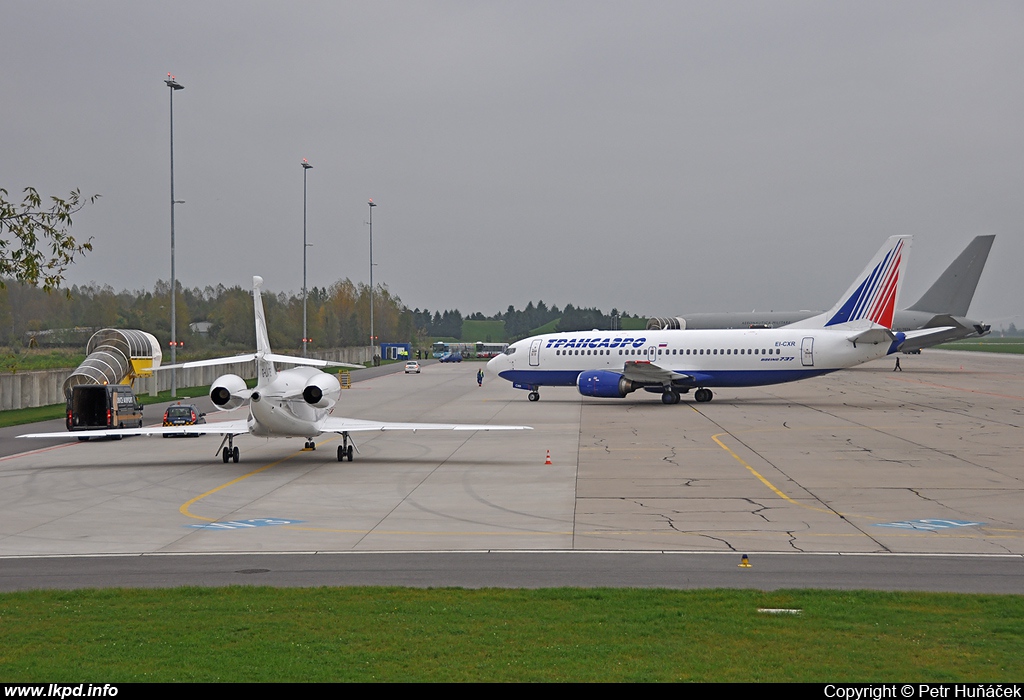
66, 384, 144, 438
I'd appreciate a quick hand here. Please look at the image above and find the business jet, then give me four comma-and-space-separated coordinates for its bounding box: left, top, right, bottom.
19, 276, 530, 462
488, 236, 952, 404
646, 235, 994, 352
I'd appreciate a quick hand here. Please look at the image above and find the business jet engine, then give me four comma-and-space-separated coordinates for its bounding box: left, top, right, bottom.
301, 372, 342, 409
576, 370, 639, 399
210, 373, 249, 411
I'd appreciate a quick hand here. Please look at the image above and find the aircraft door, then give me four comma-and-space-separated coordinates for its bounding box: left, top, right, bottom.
647, 345, 659, 362
801, 337, 814, 367
529, 339, 542, 367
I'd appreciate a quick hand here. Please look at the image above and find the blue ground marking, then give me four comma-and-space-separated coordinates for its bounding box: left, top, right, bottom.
873, 519, 984, 531
186, 518, 304, 530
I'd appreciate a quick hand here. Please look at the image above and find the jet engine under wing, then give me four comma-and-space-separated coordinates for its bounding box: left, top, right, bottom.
320, 417, 532, 433
622, 361, 693, 385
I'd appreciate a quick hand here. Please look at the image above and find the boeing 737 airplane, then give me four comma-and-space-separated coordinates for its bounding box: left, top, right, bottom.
646, 235, 995, 352
20, 276, 530, 462
488, 236, 951, 404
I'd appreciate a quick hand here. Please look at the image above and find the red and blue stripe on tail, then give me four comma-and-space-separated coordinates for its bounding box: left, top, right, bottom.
825, 237, 908, 329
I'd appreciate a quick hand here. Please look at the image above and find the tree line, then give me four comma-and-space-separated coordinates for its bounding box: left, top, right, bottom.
3, 278, 644, 354
0, 278, 413, 357
411, 301, 641, 342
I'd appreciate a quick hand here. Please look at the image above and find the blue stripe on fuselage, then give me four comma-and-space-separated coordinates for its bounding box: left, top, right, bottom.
499, 367, 837, 389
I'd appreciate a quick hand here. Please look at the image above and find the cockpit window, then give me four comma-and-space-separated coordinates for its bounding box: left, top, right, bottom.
505, 347, 516, 355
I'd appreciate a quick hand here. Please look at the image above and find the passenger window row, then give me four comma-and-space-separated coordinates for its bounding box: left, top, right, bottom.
552, 347, 784, 356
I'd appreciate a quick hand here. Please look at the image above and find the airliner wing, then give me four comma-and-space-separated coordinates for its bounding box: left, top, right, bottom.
18, 420, 251, 439
320, 416, 531, 433
622, 361, 693, 385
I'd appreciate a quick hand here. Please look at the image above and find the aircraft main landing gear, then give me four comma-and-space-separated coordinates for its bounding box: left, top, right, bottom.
528, 391, 540, 402
661, 390, 680, 405
219, 435, 240, 463
694, 388, 714, 403
337, 432, 355, 462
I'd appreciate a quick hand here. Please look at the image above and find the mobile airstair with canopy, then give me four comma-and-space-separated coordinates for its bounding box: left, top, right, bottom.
61, 328, 162, 401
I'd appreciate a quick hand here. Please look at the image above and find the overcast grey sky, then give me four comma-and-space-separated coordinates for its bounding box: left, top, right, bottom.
3, 1, 1021, 328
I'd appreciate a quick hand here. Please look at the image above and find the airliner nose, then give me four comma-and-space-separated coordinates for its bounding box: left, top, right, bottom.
486, 354, 504, 375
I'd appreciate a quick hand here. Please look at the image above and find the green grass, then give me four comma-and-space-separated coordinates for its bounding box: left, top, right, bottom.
0, 349, 86, 373
526, 318, 562, 336
0, 587, 1021, 682
936, 337, 1024, 354
621, 316, 649, 330
461, 319, 506, 343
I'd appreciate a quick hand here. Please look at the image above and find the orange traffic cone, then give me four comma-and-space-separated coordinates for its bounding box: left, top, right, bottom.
544, 450, 552, 465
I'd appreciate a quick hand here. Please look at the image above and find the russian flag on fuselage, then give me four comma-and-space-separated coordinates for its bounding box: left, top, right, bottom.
825, 238, 904, 328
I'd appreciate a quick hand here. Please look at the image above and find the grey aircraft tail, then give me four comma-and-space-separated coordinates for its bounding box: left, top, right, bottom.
907, 235, 995, 317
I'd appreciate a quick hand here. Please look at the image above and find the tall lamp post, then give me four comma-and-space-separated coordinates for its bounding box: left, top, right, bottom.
368, 199, 377, 356
302, 158, 313, 357
165, 73, 184, 397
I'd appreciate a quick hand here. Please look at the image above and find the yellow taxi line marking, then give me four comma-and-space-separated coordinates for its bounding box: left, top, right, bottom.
178, 436, 341, 522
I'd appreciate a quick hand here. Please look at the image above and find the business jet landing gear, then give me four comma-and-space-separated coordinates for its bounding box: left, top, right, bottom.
218, 435, 240, 463
337, 432, 355, 462
694, 388, 714, 403
528, 391, 540, 402
661, 390, 681, 405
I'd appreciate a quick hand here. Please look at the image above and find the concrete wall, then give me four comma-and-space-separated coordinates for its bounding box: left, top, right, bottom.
0, 369, 74, 411
0, 346, 375, 411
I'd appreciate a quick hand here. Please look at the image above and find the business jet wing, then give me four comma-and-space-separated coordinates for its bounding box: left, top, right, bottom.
156, 353, 363, 371
18, 420, 251, 440
320, 416, 532, 433
622, 361, 693, 385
